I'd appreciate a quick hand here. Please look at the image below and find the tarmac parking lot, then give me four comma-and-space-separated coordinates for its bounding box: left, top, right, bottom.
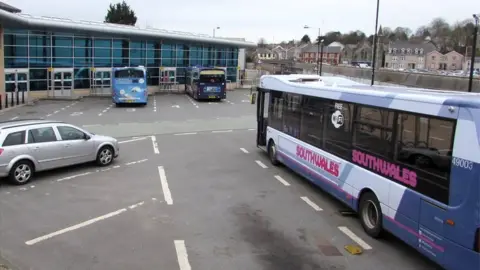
0, 90, 440, 270
0, 90, 255, 126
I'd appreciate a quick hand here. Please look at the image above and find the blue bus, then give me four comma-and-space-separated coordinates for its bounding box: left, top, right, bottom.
185, 66, 226, 100
255, 74, 480, 270
112, 66, 148, 106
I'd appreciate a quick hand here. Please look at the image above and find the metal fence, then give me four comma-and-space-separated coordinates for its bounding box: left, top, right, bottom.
237, 69, 270, 89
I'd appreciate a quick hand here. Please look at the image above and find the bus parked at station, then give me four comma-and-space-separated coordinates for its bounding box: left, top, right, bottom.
254, 74, 480, 270
185, 66, 226, 100
112, 66, 148, 106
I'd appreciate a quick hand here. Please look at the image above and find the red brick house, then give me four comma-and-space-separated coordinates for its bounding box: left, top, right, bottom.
299, 44, 341, 65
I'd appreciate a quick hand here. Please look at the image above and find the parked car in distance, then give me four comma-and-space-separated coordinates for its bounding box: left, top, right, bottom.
0, 119, 119, 185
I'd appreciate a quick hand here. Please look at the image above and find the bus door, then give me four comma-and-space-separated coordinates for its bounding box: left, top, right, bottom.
256, 88, 269, 147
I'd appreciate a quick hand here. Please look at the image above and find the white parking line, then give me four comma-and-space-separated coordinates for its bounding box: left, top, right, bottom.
44, 102, 78, 118
338, 226, 372, 250
212, 130, 233, 133
98, 104, 113, 116
158, 166, 173, 205
255, 160, 268, 168
151, 135, 160, 154
226, 100, 235, 105
247, 128, 255, 131
128, 201, 145, 209
185, 95, 199, 108
174, 240, 192, 270
240, 148, 249, 153
174, 132, 197, 136
25, 208, 128, 245
125, 159, 148, 165
56, 160, 146, 182
118, 137, 148, 144
153, 96, 157, 112
57, 172, 92, 182
274, 175, 290, 186
301, 196, 322, 211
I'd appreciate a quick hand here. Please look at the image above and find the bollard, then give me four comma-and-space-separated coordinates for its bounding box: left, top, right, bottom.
16, 91, 19, 106
10, 92, 14, 107
0, 94, 2, 110
5, 93, 8, 108
22, 90, 25, 104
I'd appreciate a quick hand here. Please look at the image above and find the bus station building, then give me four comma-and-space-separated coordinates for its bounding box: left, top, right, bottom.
0, 3, 256, 99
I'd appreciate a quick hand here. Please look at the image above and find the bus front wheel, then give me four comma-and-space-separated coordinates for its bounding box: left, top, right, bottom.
359, 191, 383, 238
268, 140, 280, 166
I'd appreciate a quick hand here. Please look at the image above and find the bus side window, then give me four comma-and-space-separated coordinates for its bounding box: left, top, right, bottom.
394, 113, 454, 204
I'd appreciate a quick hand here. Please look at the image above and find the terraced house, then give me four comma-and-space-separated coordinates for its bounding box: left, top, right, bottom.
384, 41, 436, 70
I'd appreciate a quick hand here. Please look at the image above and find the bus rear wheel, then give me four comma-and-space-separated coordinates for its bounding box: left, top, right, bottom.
268, 140, 280, 166
359, 191, 383, 238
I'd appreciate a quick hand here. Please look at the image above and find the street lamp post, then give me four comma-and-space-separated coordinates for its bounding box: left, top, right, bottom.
213, 26, 220, 37
319, 40, 325, 76
304, 25, 321, 75
468, 14, 479, 92
370, 0, 380, 86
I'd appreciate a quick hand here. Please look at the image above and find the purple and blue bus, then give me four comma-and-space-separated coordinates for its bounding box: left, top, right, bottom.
185, 66, 226, 100
254, 74, 480, 270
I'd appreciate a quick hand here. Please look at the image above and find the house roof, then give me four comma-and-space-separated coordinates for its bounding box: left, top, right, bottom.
257, 48, 273, 54
0, 1, 21, 13
302, 44, 341, 53
0, 9, 256, 48
388, 41, 436, 51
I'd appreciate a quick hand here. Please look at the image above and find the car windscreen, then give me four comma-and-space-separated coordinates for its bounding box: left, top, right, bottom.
114, 69, 145, 79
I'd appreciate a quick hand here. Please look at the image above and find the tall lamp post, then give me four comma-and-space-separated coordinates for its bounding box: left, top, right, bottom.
468, 14, 479, 92
304, 25, 321, 75
319, 39, 325, 76
370, 0, 380, 86
213, 26, 220, 37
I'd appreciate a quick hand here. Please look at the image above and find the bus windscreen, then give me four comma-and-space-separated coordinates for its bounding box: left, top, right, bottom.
114, 69, 145, 79
199, 70, 225, 83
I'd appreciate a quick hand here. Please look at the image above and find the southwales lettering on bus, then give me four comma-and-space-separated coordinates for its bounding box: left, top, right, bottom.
296, 145, 340, 177
352, 149, 417, 188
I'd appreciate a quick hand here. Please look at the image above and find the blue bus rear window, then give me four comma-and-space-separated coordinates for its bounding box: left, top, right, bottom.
114, 69, 144, 78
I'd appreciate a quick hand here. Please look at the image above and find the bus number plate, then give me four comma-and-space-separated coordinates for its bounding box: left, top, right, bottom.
209, 95, 216, 99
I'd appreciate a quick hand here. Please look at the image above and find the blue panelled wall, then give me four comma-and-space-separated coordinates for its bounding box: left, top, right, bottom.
3, 29, 239, 91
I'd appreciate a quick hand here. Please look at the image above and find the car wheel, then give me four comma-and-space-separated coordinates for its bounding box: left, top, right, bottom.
268, 140, 280, 166
9, 160, 34, 185
359, 192, 383, 238
96, 146, 114, 166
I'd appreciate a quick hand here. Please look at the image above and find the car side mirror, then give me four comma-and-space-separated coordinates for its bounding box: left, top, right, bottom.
84, 134, 91, 140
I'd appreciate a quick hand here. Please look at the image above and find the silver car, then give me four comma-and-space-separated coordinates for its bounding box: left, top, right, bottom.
0, 119, 119, 185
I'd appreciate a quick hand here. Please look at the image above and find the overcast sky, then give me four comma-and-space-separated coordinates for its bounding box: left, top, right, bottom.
5, 0, 477, 43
